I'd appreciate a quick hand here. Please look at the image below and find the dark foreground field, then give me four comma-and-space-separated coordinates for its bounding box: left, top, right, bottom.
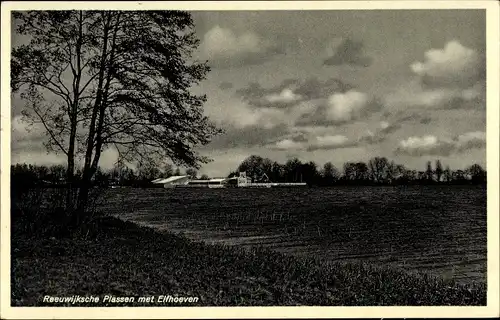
12, 215, 486, 306
11, 185, 487, 306
103, 185, 487, 285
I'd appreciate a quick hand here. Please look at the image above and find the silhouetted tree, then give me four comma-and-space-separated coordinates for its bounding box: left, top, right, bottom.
400, 168, 417, 184
343, 162, 368, 183
301, 161, 319, 185
237, 155, 270, 182
466, 164, 486, 184
48, 164, 67, 182
392, 163, 406, 183
270, 161, 285, 182
137, 163, 161, 182
435, 160, 443, 182
321, 161, 339, 185
444, 165, 452, 183
453, 169, 467, 183
12, 10, 222, 217
368, 157, 390, 184
355, 162, 369, 182
285, 158, 303, 182
120, 167, 137, 186
93, 167, 110, 187
262, 158, 273, 177
227, 171, 238, 178
426, 161, 434, 182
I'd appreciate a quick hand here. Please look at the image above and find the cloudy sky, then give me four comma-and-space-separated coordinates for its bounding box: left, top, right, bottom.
11, 10, 487, 177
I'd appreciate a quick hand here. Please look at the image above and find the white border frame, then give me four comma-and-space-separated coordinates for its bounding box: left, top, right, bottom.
1, 1, 499, 319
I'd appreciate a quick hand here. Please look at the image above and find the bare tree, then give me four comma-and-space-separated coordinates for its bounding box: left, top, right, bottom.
12, 11, 222, 217
343, 162, 368, 182
368, 156, 390, 183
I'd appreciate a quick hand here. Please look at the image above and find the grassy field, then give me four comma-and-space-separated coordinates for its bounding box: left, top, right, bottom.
11, 214, 486, 306
11, 185, 487, 306
102, 185, 487, 285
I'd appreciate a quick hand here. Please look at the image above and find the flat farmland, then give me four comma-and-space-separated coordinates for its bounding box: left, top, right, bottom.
101, 185, 486, 286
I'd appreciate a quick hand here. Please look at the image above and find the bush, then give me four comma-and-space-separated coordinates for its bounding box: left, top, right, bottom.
11, 185, 107, 239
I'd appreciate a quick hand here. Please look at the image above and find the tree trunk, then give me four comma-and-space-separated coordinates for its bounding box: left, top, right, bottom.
76, 183, 90, 217
65, 155, 75, 212
65, 11, 83, 214
77, 13, 111, 213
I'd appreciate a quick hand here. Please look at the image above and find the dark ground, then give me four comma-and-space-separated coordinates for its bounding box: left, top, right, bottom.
11, 210, 486, 306
103, 185, 487, 285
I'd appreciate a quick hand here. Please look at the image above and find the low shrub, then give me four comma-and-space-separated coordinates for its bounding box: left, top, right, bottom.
11, 186, 107, 239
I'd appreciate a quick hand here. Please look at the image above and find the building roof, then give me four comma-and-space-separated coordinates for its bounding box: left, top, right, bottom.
209, 178, 226, 183
152, 175, 188, 184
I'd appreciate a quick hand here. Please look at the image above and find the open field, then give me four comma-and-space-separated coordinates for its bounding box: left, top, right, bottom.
11, 185, 487, 306
102, 185, 487, 286
11, 216, 486, 306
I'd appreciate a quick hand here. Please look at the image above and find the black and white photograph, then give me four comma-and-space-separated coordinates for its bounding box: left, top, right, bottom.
1, 1, 499, 319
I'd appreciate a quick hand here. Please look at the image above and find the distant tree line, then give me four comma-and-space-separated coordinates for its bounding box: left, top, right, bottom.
228, 155, 486, 186
10, 162, 197, 189
11, 155, 486, 190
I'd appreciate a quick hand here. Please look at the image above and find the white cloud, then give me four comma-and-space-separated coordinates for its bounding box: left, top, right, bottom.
273, 139, 305, 150
396, 131, 486, 156
265, 88, 302, 104
410, 40, 482, 88
314, 135, 349, 147
199, 25, 284, 67
325, 90, 370, 122
396, 135, 455, 156
307, 134, 354, 151
400, 135, 439, 149
207, 92, 319, 131
389, 86, 452, 108
385, 40, 485, 111
269, 133, 355, 152
385, 80, 484, 110
201, 26, 264, 58
380, 121, 390, 130
207, 100, 286, 130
